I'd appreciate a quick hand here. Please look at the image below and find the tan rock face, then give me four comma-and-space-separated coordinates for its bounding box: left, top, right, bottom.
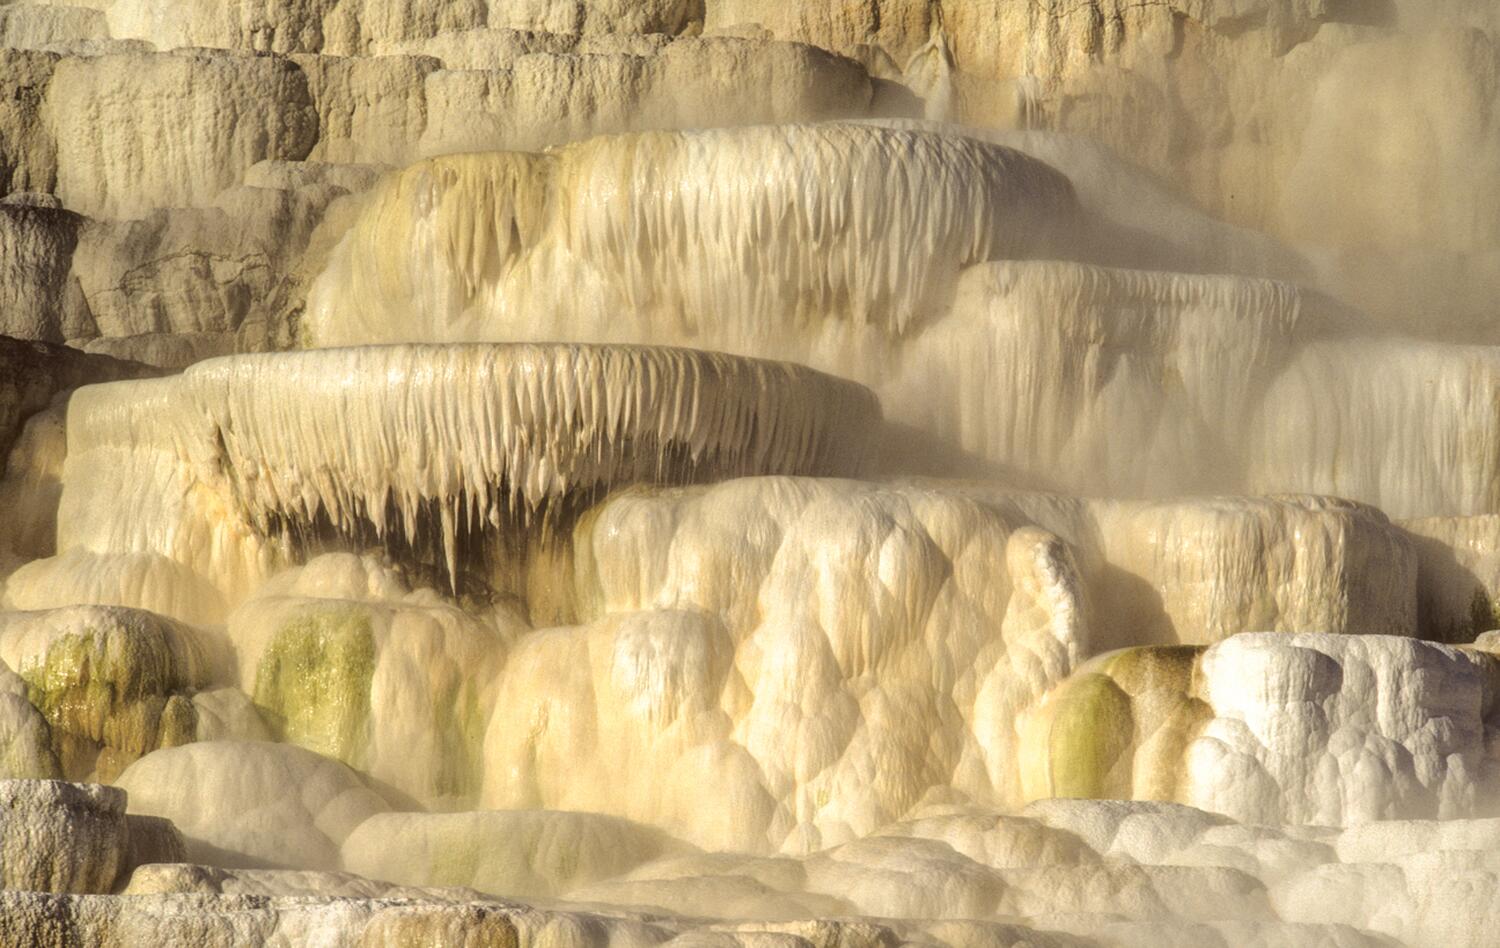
0, 35, 884, 365
0, 5, 109, 52
65, 181, 351, 363
0, 336, 152, 466
100, 0, 705, 55
420, 38, 874, 157
293, 53, 440, 166
0, 205, 80, 344
0, 50, 58, 199
0, 780, 130, 893
41, 51, 320, 220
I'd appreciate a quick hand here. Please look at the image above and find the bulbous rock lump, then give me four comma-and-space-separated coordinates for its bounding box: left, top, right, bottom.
228, 553, 507, 808
115, 740, 389, 870
0, 605, 218, 782
0, 779, 130, 894
1020, 633, 1500, 824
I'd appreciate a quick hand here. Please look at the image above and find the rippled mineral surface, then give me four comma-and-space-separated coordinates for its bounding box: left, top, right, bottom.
2, 2, 1499, 946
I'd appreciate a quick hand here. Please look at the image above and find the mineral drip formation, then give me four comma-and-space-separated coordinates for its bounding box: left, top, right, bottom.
303, 123, 1082, 348
8, 344, 878, 618
305, 123, 1500, 519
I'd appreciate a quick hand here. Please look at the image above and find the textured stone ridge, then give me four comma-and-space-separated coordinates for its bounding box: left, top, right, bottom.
0, 780, 130, 894
302, 128, 1500, 519
303, 125, 1080, 347
0, 335, 154, 465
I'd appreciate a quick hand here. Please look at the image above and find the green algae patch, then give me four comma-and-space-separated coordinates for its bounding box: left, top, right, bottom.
253, 607, 375, 769
1022, 645, 1212, 803
1098, 645, 1211, 800
1099, 645, 1201, 694
20, 624, 202, 781
1045, 672, 1135, 799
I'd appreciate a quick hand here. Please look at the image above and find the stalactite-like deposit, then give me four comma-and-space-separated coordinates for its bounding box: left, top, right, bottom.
5, 344, 879, 620
302, 123, 1500, 519
303, 124, 1082, 348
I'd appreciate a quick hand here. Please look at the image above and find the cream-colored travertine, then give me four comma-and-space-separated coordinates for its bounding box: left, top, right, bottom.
2, 4, 1499, 944
302, 124, 1080, 348
15, 469, 1439, 847
342, 809, 687, 898
303, 124, 1500, 517
115, 740, 390, 870
1020, 634, 1500, 825
5, 345, 877, 622
34, 783, 1500, 945
487, 479, 1088, 853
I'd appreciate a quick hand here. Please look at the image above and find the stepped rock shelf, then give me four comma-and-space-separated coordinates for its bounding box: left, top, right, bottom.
5, 344, 880, 624
3, 1, 1500, 945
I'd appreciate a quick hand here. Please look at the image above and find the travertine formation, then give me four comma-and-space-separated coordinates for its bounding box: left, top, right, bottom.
4, 344, 878, 623
301, 124, 1080, 346
1, 1, 1498, 945
9, 773, 1500, 946
1020, 634, 1500, 823
0, 605, 216, 781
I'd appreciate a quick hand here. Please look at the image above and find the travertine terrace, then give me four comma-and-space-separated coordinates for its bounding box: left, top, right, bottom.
0, 2, 1498, 946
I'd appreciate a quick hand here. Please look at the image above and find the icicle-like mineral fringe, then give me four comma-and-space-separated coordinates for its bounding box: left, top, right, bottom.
32, 343, 880, 612
303, 123, 1081, 348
